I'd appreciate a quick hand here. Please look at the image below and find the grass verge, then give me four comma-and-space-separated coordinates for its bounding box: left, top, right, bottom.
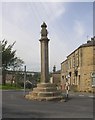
0, 83, 23, 90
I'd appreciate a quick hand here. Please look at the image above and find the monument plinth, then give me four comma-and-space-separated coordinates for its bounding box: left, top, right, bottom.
25, 22, 62, 101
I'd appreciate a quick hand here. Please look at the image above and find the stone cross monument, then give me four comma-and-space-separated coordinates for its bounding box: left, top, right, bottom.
39, 22, 49, 83
25, 22, 62, 101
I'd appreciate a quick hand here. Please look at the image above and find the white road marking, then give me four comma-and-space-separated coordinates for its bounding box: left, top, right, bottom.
89, 95, 95, 98
79, 95, 84, 96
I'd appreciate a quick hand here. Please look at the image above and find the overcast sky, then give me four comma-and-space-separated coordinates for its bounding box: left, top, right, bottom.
1, 0, 94, 72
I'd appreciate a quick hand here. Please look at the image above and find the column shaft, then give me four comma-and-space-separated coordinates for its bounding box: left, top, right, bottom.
40, 39, 49, 83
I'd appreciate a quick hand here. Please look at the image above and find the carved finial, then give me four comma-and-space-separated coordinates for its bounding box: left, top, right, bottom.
41, 22, 47, 28
41, 22, 48, 38
53, 65, 56, 73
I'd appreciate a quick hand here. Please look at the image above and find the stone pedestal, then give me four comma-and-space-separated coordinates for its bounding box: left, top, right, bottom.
25, 83, 62, 101
25, 22, 62, 101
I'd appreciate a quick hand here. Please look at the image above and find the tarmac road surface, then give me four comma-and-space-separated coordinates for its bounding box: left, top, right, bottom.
2, 90, 94, 119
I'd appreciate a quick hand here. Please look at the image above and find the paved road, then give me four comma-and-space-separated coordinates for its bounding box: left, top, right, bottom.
2, 90, 94, 118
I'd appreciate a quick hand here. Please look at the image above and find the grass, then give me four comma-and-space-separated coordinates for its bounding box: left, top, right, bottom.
0, 83, 23, 90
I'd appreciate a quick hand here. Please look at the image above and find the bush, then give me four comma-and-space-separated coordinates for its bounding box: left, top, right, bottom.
18, 82, 24, 88
25, 83, 32, 89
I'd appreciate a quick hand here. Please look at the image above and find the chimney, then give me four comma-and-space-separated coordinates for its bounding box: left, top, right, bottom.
87, 40, 90, 43
91, 37, 94, 41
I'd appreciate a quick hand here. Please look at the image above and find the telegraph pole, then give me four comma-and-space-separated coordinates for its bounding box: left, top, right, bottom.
24, 65, 26, 96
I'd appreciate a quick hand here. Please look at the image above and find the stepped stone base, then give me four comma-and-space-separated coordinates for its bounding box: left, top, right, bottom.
25, 83, 63, 101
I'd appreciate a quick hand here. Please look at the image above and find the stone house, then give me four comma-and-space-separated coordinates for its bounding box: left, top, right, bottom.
61, 36, 95, 92
51, 70, 61, 85
5, 70, 38, 85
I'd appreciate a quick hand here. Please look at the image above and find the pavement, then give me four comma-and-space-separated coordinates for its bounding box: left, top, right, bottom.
1, 90, 95, 119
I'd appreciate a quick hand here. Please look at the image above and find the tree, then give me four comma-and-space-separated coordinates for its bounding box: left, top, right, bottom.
2, 40, 17, 69
10, 58, 24, 71
2, 39, 24, 85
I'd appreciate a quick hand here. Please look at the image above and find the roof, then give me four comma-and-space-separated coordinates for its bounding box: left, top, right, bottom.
53, 70, 61, 74
6, 70, 39, 74
80, 38, 95, 47
61, 59, 67, 64
61, 36, 95, 64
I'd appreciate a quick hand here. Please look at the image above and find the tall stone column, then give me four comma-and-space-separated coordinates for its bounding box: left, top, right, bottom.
25, 22, 62, 101
39, 22, 49, 83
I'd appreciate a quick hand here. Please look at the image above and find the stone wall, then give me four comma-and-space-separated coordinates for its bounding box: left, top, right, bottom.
61, 42, 95, 92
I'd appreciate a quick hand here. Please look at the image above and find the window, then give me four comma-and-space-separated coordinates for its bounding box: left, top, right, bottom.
75, 51, 79, 67
72, 55, 75, 68
62, 76, 64, 80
